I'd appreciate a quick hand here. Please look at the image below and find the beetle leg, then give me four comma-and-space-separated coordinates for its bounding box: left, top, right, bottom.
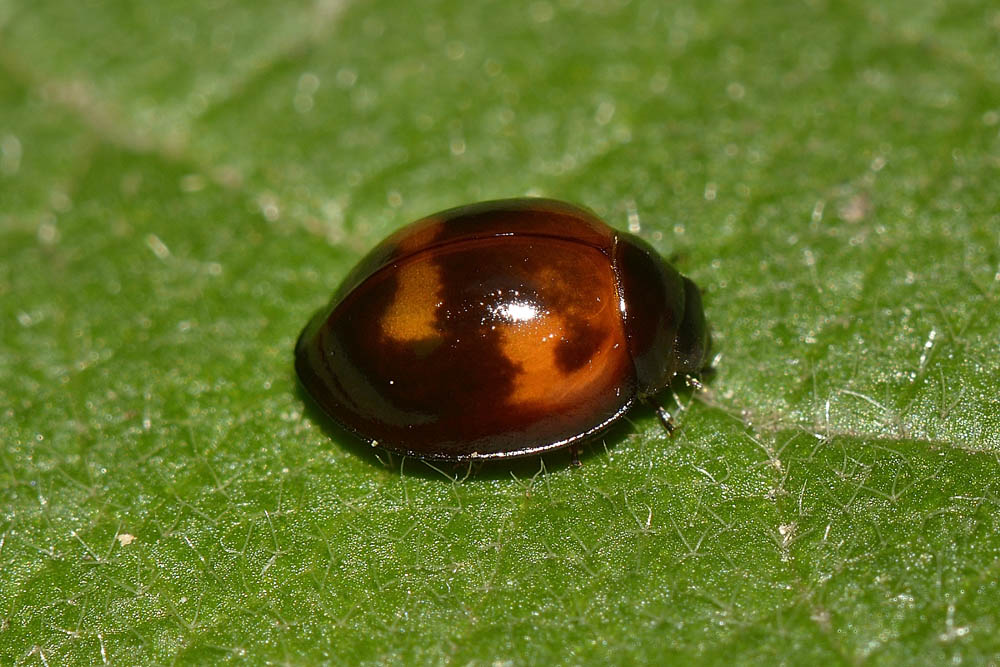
656, 406, 676, 436
569, 444, 583, 467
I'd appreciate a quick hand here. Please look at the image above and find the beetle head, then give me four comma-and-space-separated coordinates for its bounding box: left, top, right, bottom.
615, 233, 709, 396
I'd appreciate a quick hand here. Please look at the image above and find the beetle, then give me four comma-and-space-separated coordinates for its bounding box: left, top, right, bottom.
295, 198, 709, 462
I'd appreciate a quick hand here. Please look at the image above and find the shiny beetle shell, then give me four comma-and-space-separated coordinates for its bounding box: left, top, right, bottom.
295, 198, 709, 461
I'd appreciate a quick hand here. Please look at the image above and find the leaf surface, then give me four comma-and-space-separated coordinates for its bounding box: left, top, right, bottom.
1, 0, 998, 663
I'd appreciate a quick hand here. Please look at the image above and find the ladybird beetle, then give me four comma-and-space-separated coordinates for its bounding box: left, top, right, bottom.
296, 198, 709, 462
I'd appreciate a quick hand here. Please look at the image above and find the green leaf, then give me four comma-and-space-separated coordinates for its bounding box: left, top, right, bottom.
2, 0, 998, 663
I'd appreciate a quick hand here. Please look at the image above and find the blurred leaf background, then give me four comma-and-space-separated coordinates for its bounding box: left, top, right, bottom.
2, 0, 999, 663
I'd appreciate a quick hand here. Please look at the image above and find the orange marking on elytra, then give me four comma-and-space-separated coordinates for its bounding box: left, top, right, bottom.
381, 220, 446, 343
382, 260, 442, 343
497, 264, 627, 409
500, 316, 623, 407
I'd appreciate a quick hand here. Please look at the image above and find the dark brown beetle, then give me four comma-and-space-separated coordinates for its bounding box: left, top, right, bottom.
296, 198, 709, 462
